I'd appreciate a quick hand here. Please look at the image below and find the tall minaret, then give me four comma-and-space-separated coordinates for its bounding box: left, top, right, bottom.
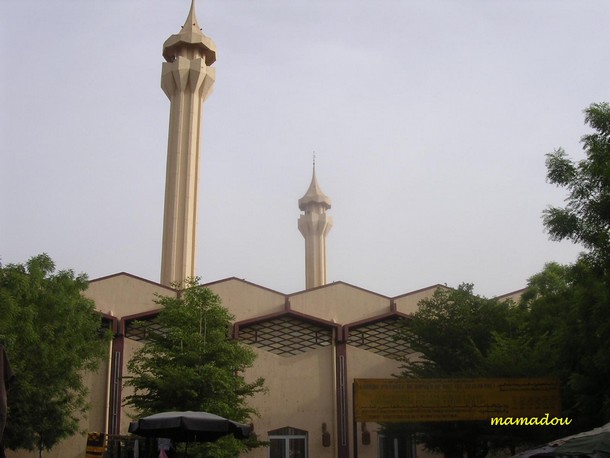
298, 161, 333, 289
160, 1, 216, 286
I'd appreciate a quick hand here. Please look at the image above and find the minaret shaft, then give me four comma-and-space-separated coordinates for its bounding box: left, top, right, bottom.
160, 3, 216, 287
299, 212, 332, 288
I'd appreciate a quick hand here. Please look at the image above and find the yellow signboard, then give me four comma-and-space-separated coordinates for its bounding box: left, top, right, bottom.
354, 378, 561, 423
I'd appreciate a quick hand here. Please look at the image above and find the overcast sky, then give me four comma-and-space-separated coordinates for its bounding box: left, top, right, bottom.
2, 0, 607, 298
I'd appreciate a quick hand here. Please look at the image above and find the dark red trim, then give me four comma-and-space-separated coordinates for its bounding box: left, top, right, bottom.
335, 342, 349, 458
108, 333, 124, 435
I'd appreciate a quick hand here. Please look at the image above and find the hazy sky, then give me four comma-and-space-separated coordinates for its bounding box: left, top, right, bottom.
2, 0, 607, 298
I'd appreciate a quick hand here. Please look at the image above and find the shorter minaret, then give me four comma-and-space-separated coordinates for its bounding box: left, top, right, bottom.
298, 160, 332, 289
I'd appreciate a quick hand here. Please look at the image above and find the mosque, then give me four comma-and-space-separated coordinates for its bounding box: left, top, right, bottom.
8, 2, 521, 458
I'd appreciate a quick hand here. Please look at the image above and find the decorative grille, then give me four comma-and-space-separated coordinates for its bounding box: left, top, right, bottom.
347, 318, 412, 360
124, 316, 163, 341
238, 316, 332, 357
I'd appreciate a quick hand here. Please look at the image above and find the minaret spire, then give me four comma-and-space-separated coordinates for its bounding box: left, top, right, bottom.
298, 159, 333, 289
183, 0, 202, 34
160, 1, 217, 286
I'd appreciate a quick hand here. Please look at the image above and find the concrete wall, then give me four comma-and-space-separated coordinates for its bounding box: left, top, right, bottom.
290, 282, 391, 323
86, 273, 175, 318
243, 345, 337, 458
207, 278, 286, 322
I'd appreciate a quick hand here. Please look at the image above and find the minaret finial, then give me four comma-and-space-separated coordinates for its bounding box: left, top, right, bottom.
183, 0, 202, 33
313, 151, 316, 172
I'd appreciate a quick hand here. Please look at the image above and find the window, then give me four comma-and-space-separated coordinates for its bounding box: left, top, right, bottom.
379, 434, 415, 458
268, 427, 308, 458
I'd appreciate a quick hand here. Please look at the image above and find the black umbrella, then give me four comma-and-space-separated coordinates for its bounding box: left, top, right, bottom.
128, 411, 251, 443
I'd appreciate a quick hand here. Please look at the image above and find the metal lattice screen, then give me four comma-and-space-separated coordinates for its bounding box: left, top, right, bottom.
347, 318, 412, 360
239, 316, 332, 357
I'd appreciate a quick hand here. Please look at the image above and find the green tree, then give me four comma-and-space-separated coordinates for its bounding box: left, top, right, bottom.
540, 102, 610, 429
543, 102, 610, 269
485, 262, 570, 380
516, 261, 610, 432
399, 284, 512, 379
394, 284, 516, 458
124, 279, 266, 458
483, 103, 610, 438
0, 254, 107, 457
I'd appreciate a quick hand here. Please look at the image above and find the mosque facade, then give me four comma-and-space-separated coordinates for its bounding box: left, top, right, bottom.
7, 3, 522, 458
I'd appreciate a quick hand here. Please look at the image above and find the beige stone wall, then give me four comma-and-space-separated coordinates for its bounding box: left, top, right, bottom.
207, 278, 286, 322
393, 285, 444, 315
86, 273, 175, 318
243, 345, 337, 458
496, 288, 526, 303
290, 282, 392, 324
120, 338, 144, 435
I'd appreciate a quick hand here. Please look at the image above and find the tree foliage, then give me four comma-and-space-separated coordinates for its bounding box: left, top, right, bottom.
540, 102, 610, 429
518, 261, 610, 432
0, 254, 107, 454
393, 282, 577, 456
484, 262, 571, 380
394, 285, 524, 458
543, 102, 610, 269
124, 279, 266, 458
399, 284, 512, 379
